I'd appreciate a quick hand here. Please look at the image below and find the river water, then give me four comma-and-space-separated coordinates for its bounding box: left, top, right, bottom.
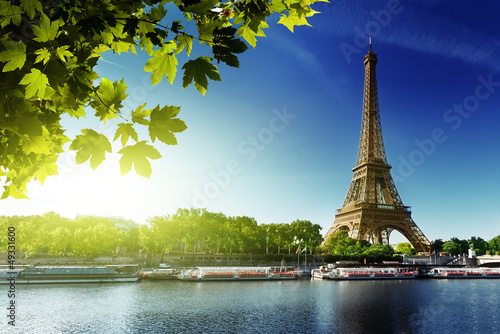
5, 278, 500, 333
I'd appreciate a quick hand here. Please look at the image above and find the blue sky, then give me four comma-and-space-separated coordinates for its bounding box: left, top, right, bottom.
2, 0, 499, 243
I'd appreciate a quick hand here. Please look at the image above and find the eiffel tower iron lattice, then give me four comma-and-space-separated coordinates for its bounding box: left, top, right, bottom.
322, 42, 431, 253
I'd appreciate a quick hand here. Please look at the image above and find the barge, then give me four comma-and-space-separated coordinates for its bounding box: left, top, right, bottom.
325, 267, 418, 280
427, 267, 500, 279
178, 267, 300, 281
0, 266, 140, 284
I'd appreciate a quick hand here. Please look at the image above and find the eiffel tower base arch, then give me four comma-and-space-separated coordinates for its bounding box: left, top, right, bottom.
324, 204, 430, 253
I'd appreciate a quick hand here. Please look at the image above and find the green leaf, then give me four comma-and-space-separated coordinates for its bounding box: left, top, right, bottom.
143, 41, 177, 85
0, 2, 22, 28
184, 0, 219, 15
171, 20, 184, 34
69, 129, 112, 170
269, 0, 287, 12
213, 27, 248, 68
175, 33, 194, 56
237, 24, 258, 48
197, 19, 219, 46
21, 0, 42, 20
56, 45, 73, 63
19, 68, 49, 99
118, 141, 161, 178
34, 47, 51, 65
1, 184, 28, 200
92, 78, 128, 123
33, 154, 59, 185
131, 103, 151, 125
32, 13, 60, 42
114, 123, 139, 147
0, 40, 26, 72
52, 85, 84, 117
13, 114, 51, 154
148, 105, 187, 145
182, 57, 221, 95
277, 11, 312, 32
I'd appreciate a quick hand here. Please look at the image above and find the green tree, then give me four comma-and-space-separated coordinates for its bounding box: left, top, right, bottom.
488, 235, 500, 255
468, 236, 488, 256
321, 230, 358, 255
442, 240, 460, 256
290, 219, 323, 254
122, 227, 140, 254
430, 239, 444, 253
47, 226, 72, 256
71, 217, 123, 257
0, 0, 324, 199
363, 243, 394, 256
394, 242, 415, 255
450, 237, 468, 255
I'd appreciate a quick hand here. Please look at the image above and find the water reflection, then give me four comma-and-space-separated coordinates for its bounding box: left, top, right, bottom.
10, 279, 500, 333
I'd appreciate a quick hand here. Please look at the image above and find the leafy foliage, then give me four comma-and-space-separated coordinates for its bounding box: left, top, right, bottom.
0, 209, 324, 257
0, 0, 325, 198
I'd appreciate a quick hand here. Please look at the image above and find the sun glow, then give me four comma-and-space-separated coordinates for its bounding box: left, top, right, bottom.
14, 153, 160, 223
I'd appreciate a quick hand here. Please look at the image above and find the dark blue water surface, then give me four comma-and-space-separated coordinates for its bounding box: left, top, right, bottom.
5, 279, 500, 333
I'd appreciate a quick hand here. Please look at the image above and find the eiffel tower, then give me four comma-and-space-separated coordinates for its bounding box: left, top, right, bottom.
323, 41, 430, 253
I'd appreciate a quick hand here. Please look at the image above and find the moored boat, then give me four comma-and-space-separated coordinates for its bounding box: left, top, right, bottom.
427, 268, 500, 279
178, 267, 300, 281
325, 267, 418, 280
0, 266, 140, 284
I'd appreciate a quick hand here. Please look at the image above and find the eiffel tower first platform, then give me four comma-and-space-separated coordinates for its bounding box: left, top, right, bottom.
322, 41, 430, 253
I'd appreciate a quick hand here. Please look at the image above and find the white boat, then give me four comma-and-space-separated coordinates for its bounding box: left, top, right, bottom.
311, 265, 333, 279
0, 266, 140, 284
177, 267, 300, 281
325, 267, 418, 280
427, 267, 500, 279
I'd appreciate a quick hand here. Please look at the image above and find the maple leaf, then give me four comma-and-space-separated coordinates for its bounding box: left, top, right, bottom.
213, 27, 248, 68
148, 105, 187, 145
92, 78, 128, 123
114, 123, 139, 147
56, 45, 73, 63
277, 11, 312, 32
0, 2, 22, 28
237, 25, 258, 48
34, 47, 51, 65
118, 141, 162, 178
33, 155, 59, 184
182, 57, 221, 95
131, 103, 152, 125
19, 68, 49, 99
69, 129, 112, 170
0, 40, 26, 72
143, 41, 177, 85
32, 13, 60, 42
20, 0, 43, 20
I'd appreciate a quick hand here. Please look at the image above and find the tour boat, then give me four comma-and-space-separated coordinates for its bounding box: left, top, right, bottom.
426, 268, 500, 279
311, 265, 334, 279
325, 267, 418, 280
0, 266, 140, 284
177, 267, 300, 281
141, 268, 177, 280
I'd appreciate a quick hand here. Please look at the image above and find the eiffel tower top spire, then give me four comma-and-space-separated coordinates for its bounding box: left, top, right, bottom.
355, 37, 388, 167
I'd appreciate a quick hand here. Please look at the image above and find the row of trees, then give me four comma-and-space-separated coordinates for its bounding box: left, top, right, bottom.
138, 208, 323, 258
322, 231, 500, 257
0, 213, 123, 258
1, 211, 499, 259
0, 209, 323, 258
430, 236, 500, 256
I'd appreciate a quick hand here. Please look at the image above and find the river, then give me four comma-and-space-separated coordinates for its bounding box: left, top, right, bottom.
5, 279, 499, 333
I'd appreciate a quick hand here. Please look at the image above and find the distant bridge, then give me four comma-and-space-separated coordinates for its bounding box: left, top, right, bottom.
477, 255, 500, 267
